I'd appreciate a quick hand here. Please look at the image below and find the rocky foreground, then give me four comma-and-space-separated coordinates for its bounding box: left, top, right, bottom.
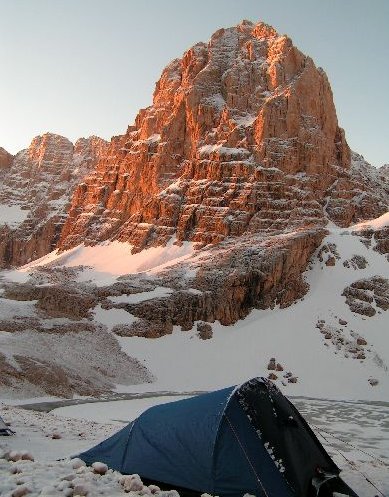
0, 403, 179, 497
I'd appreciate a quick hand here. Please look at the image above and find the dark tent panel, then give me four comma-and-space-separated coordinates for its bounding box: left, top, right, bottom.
79, 378, 359, 497
0, 414, 14, 436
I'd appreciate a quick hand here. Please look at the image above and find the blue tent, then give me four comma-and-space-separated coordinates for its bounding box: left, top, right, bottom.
79, 378, 358, 497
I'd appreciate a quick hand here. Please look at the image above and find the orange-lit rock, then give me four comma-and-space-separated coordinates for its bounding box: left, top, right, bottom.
0, 147, 13, 170
58, 21, 387, 252
1, 21, 387, 268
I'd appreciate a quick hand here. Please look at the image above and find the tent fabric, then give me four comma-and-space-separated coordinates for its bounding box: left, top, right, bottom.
0, 415, 13, 436
79, 378, 358, 497
234, 379, 340, 496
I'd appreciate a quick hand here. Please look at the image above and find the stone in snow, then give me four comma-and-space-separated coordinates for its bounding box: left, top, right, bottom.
71, 458, 86, 470
91, 461, 108, 475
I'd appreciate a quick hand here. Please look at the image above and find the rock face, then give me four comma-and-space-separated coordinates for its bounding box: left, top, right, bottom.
100, 227, 323, 332
0, 133, 109, 267
332, 153, 389, 227
0, 147, 13, 170
58, 21, 387, 252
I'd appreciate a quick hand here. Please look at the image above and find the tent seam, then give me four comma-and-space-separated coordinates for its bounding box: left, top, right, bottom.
210, 386, 239, 495
225, 412, 270, 497
119, 419, 137, 473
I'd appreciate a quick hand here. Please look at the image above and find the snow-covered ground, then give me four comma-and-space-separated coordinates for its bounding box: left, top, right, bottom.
0, 204, 29, 227
94, 225, 388, 402
351, 211, 389, 231
53, 395, 191, 424
0, 402, 180, 497
108, 287, 173, 305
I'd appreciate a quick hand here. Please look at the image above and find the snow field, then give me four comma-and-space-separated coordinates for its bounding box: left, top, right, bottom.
53, 396, 192, 424
0, 396, 388, 496
0, 204, 29, 228
111, 227, 389, 400
17, 239, 195, 287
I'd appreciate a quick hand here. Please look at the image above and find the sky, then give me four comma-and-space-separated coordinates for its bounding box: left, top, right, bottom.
1, 0, 388, 167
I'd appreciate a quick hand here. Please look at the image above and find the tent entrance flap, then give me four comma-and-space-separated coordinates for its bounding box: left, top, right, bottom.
0, 415, 14, 436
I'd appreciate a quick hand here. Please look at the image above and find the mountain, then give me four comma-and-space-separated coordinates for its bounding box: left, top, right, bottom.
0, 20, 387, 400
58, 21, 386, 250
1, 21, 387, 268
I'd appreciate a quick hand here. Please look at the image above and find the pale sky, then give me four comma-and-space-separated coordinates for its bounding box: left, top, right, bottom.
1, 0, 388, 167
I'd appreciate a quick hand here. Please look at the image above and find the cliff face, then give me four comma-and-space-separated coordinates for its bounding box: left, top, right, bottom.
57, 21, 387, 253
0, 133, 109, 267
0, 147, 13, 170
1, 21, 387, 265
116, 228, 325, 334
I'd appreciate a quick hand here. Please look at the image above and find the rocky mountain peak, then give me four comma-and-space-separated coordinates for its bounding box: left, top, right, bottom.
0, 22, 387, 265
24, 133, 74, 178
57, 21, 386, 252
147, 20, 348, 174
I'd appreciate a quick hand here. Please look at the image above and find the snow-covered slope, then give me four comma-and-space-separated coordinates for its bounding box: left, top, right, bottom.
18, 239, 196, 286
351, 211, 389, 231
1, 214, 387, 402
0, 394, 388, 497
108, 223, 388, 401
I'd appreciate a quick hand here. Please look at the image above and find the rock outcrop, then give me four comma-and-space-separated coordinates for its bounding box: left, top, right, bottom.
327, 153, 389, 227
102, 227, 323, 330
0, 147, 13, 170
342, 276, 389, 316
0, 133, 109, 267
